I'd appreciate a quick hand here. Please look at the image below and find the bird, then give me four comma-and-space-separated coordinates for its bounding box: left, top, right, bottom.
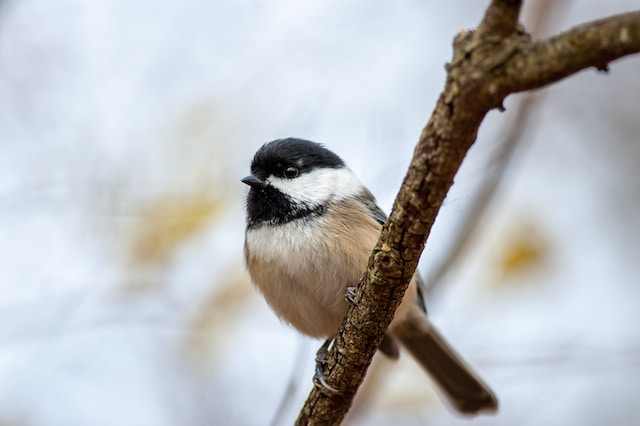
241, 137, 498, 415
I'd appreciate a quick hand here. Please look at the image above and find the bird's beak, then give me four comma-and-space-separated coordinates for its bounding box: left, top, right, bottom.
241, 174, 267, 188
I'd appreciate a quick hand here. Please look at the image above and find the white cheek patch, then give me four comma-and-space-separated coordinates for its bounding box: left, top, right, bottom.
267, 167, 363, 207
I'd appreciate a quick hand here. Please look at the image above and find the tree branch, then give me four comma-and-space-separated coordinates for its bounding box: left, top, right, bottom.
296, 4, 640, 425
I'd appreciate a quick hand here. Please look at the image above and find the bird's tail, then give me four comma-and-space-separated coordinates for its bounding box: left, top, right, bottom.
393, 315, 498, 415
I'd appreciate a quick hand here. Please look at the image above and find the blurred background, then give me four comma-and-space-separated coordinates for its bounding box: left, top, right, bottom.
0, 0, 639, 425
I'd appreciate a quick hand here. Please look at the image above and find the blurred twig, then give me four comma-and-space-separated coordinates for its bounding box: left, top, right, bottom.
271, 339, 310, 426
424, 92, 543, 296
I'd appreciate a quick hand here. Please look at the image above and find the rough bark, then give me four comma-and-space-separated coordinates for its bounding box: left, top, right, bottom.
296, 1, 640, 424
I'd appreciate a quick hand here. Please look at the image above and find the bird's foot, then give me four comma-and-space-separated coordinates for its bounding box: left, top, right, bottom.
344, 286, 357, 305
313, 339, 340, 394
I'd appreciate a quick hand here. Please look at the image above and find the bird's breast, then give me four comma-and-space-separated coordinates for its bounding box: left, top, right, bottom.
244, 199, 382, 338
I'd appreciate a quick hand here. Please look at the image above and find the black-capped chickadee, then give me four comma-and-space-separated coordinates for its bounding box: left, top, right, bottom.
242, 138, 498, 415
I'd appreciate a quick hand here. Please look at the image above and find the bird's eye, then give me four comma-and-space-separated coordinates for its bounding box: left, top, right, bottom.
284, 166, 299, 179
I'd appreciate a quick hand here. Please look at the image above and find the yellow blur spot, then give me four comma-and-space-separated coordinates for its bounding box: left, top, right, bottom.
493, 217, 551, 284
128, 196, 222, 266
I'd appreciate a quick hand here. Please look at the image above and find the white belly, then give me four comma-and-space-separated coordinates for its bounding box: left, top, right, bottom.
244, 201, 381, 338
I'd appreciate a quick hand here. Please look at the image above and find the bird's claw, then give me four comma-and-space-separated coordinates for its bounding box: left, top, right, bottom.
345, 286, 357, 305
313, 339, 340, 394
313, 366, 340, 394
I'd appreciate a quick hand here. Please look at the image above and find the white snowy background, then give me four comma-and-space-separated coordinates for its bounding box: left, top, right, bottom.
0, 1, 639, 425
